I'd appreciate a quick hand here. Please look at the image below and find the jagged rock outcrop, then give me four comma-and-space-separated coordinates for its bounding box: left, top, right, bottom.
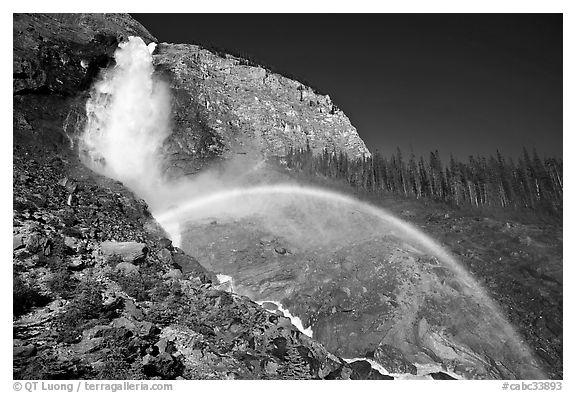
153, 43, 370, 176
13, 13, 156, 96
13, 13, 156, 154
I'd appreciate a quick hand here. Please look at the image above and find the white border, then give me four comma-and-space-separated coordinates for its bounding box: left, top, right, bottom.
3, 2, 571, 391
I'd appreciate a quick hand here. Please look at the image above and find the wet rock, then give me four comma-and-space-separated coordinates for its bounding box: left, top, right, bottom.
373, 343, 417, 375
158, 238, 173, 250
172, 250, 216, 283
101, 241, 148, 262
348, 360, 393, 380
326, 364, 355, 380
430, 371, 457, 380
348, 360, 372, 378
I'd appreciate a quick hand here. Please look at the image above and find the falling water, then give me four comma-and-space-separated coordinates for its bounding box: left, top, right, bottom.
79, 36, 171, 200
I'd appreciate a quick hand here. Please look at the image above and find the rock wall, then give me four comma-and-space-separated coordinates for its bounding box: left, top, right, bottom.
153, 43, 370, 176
13, 13, 156, 96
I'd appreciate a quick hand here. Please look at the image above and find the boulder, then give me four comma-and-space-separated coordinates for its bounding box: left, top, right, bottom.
24, 233, 42, 253
115, 261, 139, 276
13, 344, 37, 359
63, 236, 79, 251
83, 325, 113, 340
68, 258, 84, 270
156, 248, 173, 265
111, 317, 138, 333
158, 238, 173, 250
13, 234, 26, 250
163, 269, 183, 280
124, 299, 144, 320
74, 337, 105, 354
101, 241, 148, 262
138, 321, 158, 337
58, 177, 78, 193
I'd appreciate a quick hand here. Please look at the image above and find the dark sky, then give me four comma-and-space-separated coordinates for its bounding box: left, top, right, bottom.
133, 14, 563, 161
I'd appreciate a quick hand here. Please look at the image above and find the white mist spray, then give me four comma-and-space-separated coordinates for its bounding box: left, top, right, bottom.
155, 184, 546, 379
80, 36, 171, 200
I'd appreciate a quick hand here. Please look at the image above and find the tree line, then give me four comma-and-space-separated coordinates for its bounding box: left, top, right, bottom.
284, 143, 563, 215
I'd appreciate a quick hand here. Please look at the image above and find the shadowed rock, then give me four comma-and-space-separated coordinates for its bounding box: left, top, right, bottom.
374, 343, 417, 375
430, 371, 457, 380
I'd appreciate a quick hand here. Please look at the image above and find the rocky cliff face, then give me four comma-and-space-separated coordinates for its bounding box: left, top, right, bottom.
14, 13, 370, 179
152, 43, 370, 176
13, 13, 156, 96
12, 13, 379, 380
